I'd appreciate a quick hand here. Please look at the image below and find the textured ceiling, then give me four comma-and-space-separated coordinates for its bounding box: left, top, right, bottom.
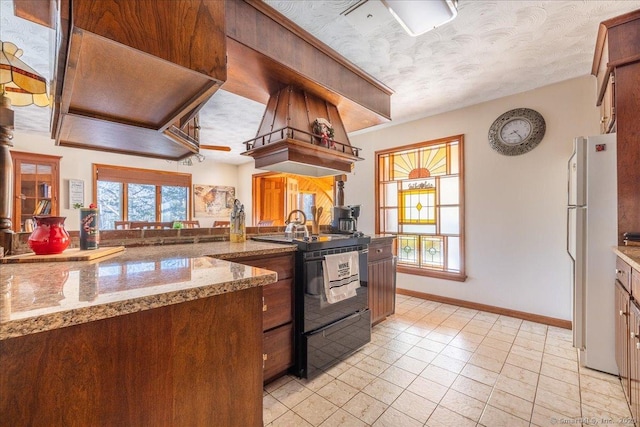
2, 1, 640, 165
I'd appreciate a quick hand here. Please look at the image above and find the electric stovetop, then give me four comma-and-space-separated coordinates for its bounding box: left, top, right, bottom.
251, 233, 370, 251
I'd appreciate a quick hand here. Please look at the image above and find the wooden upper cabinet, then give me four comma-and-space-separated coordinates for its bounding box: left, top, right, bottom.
592, 9, 640, 244
52, 0, 226, 160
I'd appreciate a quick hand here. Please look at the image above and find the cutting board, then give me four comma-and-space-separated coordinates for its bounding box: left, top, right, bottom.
1, 246, 125, 264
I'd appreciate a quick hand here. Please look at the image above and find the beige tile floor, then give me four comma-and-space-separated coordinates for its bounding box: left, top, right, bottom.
263, 294, 634, 427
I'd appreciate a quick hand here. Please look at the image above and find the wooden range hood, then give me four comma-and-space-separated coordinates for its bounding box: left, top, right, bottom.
242, 86, 363, 177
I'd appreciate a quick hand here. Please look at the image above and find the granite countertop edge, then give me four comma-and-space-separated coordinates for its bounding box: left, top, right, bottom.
0, 273, 277, 341
614, 246, 640, 271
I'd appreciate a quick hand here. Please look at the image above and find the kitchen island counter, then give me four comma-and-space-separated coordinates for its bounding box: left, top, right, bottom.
0, 240, 295, 340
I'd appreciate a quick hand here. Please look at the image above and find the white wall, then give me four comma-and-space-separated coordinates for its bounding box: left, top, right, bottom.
348, 76, 601, 320
9, 132, 240, 230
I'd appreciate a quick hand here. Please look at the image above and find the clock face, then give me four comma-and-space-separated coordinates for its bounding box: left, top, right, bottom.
488, 108, 546, 156
500, 119, 532, 145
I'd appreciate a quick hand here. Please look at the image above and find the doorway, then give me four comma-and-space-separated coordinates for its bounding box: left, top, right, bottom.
252, 173, 334, 226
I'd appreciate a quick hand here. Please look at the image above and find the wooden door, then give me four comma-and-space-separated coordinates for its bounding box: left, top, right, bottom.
616, 281, 631, 402
260, 177, 285, 225
285, 177, 299, 216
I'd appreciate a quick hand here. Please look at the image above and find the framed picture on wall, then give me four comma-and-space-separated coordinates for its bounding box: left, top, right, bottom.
193, 184, 235, 218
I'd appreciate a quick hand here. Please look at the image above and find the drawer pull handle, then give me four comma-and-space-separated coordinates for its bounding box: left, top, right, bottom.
262, 297, 267, 312
631, 332, 636, 339
377, 249, 383, 253
616, 269, 625, 276
620, 310, 627, 316
637, 343, 640, 350
262, 353, 268, 369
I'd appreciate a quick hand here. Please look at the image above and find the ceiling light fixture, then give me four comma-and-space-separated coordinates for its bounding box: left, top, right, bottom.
0, 41, 50, 232
381, 0, 458, 36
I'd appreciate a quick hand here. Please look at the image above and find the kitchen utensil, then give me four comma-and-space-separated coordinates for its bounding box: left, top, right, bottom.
285, 209, 309, 239
311, 206, 319, 235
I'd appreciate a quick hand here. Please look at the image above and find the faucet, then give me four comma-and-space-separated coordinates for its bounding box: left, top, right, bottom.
286, 209, 307, 225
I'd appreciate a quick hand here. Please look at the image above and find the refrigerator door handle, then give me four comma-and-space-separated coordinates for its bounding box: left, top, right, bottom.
566, 208, 574, 262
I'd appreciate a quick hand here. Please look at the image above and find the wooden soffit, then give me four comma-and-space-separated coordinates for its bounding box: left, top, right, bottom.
224, 0, 393, 133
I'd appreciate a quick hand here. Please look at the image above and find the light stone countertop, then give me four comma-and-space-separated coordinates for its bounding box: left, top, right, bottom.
614, 246, 640, 271
0, 240, 296, 340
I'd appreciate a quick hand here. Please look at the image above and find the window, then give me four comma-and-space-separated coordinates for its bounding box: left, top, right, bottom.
93, 164, 192, 230
376, 135, 465, 281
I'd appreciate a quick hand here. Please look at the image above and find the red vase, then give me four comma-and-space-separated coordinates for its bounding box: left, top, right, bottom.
28, 216, 71, 255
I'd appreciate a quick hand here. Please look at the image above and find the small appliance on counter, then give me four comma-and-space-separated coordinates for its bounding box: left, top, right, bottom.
623, 232, 640, 246
331, 204, 360, 234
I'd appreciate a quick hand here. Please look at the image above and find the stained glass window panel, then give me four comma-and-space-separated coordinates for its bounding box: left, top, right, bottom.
401, 224, 437, 234
400, 189, 436, 224
384, 183, 398, 207
439, 176, 459, 205
447, 237, 461, 272
420, 144, 448, 176
449, 143, 459, 174
440, 206, 460, 235
384, 209, 398, 232
421, 236, 444, 268
398, 235, 418, 265
401, 178, 435, 190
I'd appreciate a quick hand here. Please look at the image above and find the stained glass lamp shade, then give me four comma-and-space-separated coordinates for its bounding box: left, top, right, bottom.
0, 41, 49, 107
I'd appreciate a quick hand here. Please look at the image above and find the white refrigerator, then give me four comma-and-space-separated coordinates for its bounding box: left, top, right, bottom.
567, 133, 617, 375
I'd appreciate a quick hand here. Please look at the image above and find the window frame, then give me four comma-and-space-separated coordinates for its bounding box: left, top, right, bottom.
375, 135, 466, 282
92, 164, 193, 227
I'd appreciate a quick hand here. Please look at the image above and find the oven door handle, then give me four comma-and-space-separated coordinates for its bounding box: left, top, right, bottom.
306, 311, 365, 337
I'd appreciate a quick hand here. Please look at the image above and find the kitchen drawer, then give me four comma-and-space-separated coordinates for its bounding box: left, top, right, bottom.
617, 257, 632, 293
633, 269, 640, 300
231, 253, 294, 280
263, 323, 293, 383
368, 240, 393, 262
263, 278, 293, 331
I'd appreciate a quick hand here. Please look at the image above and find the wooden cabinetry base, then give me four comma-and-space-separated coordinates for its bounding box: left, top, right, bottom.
0, 287, 263, 426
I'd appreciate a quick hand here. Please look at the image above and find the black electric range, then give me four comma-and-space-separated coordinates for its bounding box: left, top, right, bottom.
252, 232, 372, 378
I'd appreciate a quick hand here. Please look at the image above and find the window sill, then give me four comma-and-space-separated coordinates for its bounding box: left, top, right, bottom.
397, 265, 467, 282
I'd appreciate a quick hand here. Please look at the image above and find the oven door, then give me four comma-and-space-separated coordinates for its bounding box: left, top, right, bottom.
302, 247, 368, 333
303, 309, 371, 378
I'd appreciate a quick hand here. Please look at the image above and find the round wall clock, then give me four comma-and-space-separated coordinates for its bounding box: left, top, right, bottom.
488, 108, 546, 156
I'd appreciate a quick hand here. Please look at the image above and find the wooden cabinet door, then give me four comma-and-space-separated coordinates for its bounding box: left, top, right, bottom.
263, 323, 293, 383
368, 239, 396, 325
630, 301, 640, 423
616, 280, 631, 402
11, 152, 61, 232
